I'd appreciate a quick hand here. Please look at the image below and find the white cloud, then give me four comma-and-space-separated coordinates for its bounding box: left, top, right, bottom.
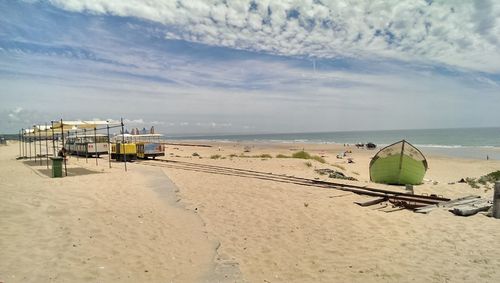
195, 122, 232, 128
123, 118, 144, 124
3, 1, 500, 134
45, 0, 500, 73
122, 118, 164, 126
0, 107, 53, 132
150, 120, 165, 125
6, 107, 25, 122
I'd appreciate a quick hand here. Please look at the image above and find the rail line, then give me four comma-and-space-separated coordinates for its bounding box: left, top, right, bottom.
136, 159, 451, 209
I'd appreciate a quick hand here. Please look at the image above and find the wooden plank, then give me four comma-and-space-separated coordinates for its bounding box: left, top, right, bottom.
438, 195, 481, 208
383, 207, 405, 213
372, 203, 388, 210
414, 204, 438, 214
354, 197, 388, 207
415, 195, 481, 214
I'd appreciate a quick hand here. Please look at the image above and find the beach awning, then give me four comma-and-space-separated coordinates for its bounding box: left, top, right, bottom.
22, 120, 121, 138
21, 125, 57, 137
52, 120, 119, 131
32, 125, 54, 137
23, 128, 36, 137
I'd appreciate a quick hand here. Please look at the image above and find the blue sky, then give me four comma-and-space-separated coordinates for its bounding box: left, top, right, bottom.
1, 0, 500, 134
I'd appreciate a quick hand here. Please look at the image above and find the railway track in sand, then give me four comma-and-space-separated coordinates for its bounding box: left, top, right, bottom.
136, 159, 450, 210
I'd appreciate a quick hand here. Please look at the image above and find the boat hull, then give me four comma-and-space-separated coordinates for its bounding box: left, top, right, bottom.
369, 140, 427, 185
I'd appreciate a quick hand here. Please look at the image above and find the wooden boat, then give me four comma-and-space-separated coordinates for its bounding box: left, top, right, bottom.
369, 140, 428, 185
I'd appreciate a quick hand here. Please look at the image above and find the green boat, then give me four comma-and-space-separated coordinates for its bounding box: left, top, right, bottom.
369, 140, 428, 185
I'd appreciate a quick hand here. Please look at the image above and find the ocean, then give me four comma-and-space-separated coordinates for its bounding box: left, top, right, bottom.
170, 127, 500, 160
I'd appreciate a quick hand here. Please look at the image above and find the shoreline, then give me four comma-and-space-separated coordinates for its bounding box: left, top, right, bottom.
166, 139, 500, 161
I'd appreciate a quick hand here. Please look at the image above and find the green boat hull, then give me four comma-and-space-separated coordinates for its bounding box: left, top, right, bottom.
369, 140, 427, 185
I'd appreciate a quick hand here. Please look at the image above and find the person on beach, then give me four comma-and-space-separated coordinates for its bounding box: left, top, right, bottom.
58, 147, 67, 158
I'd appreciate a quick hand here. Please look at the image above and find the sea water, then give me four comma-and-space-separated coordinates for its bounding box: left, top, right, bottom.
170, 127, 500, 160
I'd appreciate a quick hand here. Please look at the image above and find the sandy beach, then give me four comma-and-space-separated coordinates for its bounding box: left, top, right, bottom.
2, 140, 500, 282
4, 1, 500, 282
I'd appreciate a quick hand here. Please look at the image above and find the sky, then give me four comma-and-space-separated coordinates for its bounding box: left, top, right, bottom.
1, 0, 500, 135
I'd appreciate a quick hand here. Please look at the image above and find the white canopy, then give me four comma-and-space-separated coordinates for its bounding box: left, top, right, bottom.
23, 120, 120, 138
52, 120, 119, 131
32, 125, 54, 137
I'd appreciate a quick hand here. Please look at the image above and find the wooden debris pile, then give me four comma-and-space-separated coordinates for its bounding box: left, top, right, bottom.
354, 195, 493, 217
414, 195, 492, 216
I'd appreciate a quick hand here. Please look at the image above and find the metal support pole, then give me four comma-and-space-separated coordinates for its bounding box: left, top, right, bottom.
493, 182, 500, 219
22, 131, 25, 158
107, 124, 111, 168
38, 126, 42, 165
75, 129, 79, 161
29, 135, 32, 160
21, 130, 23, 157
23, 131, 26, 158
121, 118, 127, 172
22, 132, 25, 158
22, 129, 25, 158
51, 121, 55, 157
84, 129, 88, 163
25, 133, 27, 158
61, 119, 67, 176
45, 123, 49, 169
94, 127, 98, 166
34, 127, 37, 163
67, 131, 70, 161
18, 130, 21, 158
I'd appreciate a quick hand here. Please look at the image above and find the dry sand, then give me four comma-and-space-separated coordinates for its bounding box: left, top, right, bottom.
2, 140, 500, 282
0, 142, 237, 282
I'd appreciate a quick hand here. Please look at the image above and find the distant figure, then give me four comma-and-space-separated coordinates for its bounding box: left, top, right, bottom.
58, 147, 67, 158
487, 155, 489, 160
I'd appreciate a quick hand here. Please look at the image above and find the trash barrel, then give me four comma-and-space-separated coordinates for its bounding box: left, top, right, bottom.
50, 156, 63, 178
